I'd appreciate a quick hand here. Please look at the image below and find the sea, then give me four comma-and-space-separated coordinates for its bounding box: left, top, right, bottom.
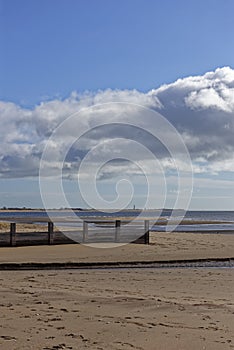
0, 210, 234, 233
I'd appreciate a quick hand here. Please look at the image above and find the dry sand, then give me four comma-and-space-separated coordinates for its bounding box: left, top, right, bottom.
0, 232, 233, 350
0, 231, 233, 263
0, 268, 233, 350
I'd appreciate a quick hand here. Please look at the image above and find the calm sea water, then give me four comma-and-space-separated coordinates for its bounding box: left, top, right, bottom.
0, 209, 233, 219
0, 210, 233, 232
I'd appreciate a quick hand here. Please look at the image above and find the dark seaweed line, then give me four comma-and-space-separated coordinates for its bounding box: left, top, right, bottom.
0, 257, 233, 270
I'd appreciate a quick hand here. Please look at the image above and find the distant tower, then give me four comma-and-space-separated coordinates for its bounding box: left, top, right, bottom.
133, 204, 136, 210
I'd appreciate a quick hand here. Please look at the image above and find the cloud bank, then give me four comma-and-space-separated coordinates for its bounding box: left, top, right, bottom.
0, 66, 234, 179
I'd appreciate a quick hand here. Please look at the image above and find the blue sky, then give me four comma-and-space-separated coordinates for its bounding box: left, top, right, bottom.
1, 0, 234, 106
0, 0, 234, 210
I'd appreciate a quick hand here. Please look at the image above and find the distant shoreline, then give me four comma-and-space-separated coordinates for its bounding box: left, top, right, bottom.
0, 209, 145, 213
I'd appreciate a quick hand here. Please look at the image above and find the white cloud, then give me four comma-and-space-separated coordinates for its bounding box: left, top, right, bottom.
151, 66, 234, 164
185, 88, 232, 112
0, 66, 234, 180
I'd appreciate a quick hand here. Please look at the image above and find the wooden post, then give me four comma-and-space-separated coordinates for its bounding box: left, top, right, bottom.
48, 222, 54, 245
10, 223, 16, 247
144, 220, 150, 244
115, 220, 121, 242
83, 221, 88, 243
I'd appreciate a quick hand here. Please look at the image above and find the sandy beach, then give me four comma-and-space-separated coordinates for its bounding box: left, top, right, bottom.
0, 231, 234, 263
0, 268, 233, 350
0, 231, 233, 349
2, 0, 234, 348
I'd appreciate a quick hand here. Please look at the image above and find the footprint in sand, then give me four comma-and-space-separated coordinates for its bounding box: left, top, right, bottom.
0, 335, 17, 341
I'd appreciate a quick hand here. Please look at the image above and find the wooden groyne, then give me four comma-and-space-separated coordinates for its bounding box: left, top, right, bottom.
0, 218, 150, 247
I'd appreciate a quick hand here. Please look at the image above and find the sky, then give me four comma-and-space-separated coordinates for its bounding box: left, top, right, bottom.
0, 0, 234, 210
